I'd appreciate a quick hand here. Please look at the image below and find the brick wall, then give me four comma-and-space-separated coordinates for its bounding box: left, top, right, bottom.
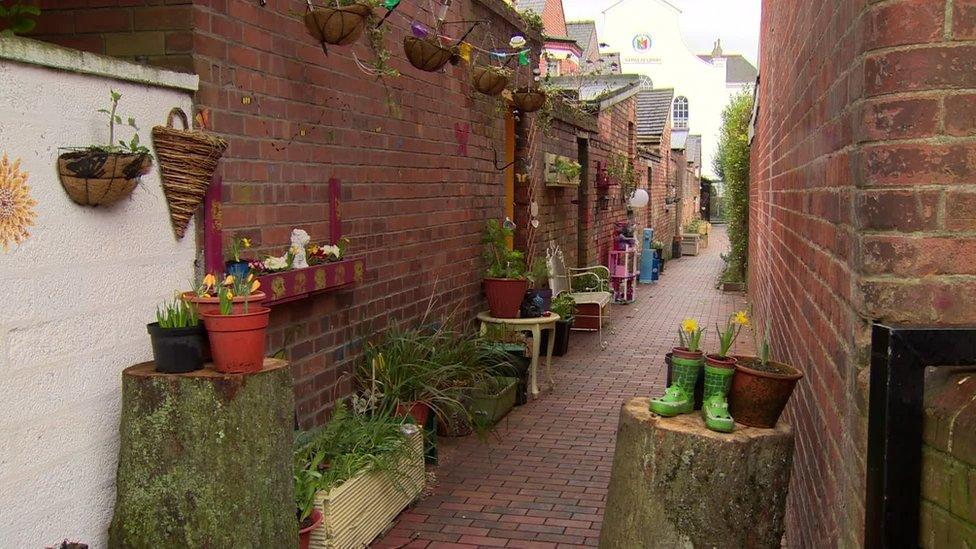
751, 0, 976, 545
921, 372, 976, 547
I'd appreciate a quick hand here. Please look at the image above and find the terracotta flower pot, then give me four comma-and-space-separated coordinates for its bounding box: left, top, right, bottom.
705, 353, 737, 369
183, 291, 266, 316
396, 401, 430, 426
202, 307, 271, 374
513, 88, 547, 113
298, 508, 323, 549
57, 150, 152, 206
729, 355, 803, 428
471, 66, 510, 96
403, 36, 453, 72
484, 278, 529, 318
304, 3, 373, 46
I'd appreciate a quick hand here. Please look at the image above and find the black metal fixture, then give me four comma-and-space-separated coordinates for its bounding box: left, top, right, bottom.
865, 323, 976, 548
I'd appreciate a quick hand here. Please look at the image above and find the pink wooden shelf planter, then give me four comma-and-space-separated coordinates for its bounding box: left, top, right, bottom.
203, 176, 362, 307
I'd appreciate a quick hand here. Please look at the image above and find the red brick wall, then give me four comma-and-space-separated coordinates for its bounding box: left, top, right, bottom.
752, 0, 976, 545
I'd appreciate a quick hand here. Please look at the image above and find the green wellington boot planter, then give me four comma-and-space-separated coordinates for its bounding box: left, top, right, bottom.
702, 355, 736, 433
650, 348, 703, 416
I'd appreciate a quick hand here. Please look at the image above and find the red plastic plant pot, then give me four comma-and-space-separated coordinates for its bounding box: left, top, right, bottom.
672, 347, 705, 362
484, 278, 529, 318
202, 307, 271, 374
396, 401, 430, 427
705, 353, 737, 369
298, 508, 323, 549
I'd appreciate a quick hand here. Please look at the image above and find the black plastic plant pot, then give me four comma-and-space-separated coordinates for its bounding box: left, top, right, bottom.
147, 322, 207, 374
540, 318, 573, 357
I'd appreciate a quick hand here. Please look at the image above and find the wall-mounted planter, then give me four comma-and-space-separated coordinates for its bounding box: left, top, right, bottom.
57, 150, 152, 206
403, 36, 453, 72
304, 3, 373, 49
471, 66, 510, 96
256, 259, 364, 306
681, 234, 700, 256
309, 426, 424, 548
512, 88, 547, 113
545, 153, 581, 187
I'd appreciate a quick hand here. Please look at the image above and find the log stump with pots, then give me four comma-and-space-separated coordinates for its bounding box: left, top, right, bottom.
599, 398, 794, 549
108, 359, 296, 548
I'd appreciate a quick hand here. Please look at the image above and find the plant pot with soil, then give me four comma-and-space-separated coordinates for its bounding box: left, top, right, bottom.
471, 65, 511, 96
297, 508, 322, 549
512, 87, 547, 113
696, 310, 752, 433
520, 257, 552, 318
185, 273, 266, 315
58, 90, 153, 207
201, 275, 270, 374
403, 36, 454, 72
482, 219, 528, 318
729, 319, 803, 428
147, 295, 206, 374
304, 1, 374, 47
540, 293, 576, 356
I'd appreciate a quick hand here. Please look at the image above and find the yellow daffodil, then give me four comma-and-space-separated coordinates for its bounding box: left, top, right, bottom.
203, 273, 216, 287
733, 310, 750, 326
225, 289, 234, 299
247, 273, 254, 282
251, 280, 261, 293
241, 238, 251, 248
681, 318, 699, 333
224, 275, 235, 285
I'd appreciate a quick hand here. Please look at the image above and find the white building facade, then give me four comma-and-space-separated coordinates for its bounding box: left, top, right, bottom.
593, 0, 756, 178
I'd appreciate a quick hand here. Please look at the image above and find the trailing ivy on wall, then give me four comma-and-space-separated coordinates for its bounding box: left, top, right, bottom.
714, 88, 753, 284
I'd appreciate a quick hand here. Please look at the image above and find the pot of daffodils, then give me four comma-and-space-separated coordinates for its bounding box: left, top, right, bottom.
729, 317, 804, 428
184, 273, 266, 316
225, 236, 252, 280
697, 310, 750, 433
201, 274, 270, 374
650, 318, 705, 418
147, 295, 206, 374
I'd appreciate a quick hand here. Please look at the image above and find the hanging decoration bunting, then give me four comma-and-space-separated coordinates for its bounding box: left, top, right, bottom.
374, 0, 401, 29
411, 21, 429, 38
518, 50, 529, 66
459, 42, 472, 63
509, 35, 526, 49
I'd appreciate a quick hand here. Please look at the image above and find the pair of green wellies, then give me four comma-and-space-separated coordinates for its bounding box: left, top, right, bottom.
649, 352, 735, 433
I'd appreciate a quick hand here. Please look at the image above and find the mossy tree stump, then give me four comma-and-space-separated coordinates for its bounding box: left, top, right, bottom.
599, 397, 794, 549
108, 359, 297, 548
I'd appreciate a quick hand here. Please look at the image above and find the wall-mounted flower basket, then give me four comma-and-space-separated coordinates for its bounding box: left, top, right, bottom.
256, 259, 363, 306
595, 161, 616, 191
304, 3, 373, 50
545, 153, 581, 187
152, 108, 227, 239
471, 66, 510, 96
57, 150, 152, 206
403, 36, 454, 72
512, 88, 546, 113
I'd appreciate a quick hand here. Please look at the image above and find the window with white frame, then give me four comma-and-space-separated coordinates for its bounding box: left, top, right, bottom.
673, 96, 689, 129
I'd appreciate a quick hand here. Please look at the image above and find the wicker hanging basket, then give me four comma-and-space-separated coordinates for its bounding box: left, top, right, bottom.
513, 88, 547, 113
57, 149, 153, 207
403, 36, 454, 72
471, 66, 510, 96
151, 108, 228, 239
304, 3, 373, 48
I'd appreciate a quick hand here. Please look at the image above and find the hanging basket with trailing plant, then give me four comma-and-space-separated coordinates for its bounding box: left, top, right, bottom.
151, 107, 228, 239
471, 66, 511, 96
512, 87, 547, 113
57, 90, 153, 207
304, 2, 374, 49
403, 36, 454, 72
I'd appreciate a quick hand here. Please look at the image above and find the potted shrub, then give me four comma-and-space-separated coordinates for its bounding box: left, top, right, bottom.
512, 87, 547, 113
184, 273, 266, 316
295, 456, 324, 549
521, 257, 552, 318
200, 274, 270, 374
650, 318, 705, 417
57, 90, 152, 207
699, 310, 750, 433
226, 236, 253, 280
147, 295, 206, 374
541, 293, 576, 357
729, 318, 804, 428
482, 219, 528, 318
403, 35, 454, 72
471, 65, 511, 96
304, 0, 375, 48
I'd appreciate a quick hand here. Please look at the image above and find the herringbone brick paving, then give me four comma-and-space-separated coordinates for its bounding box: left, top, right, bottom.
375, 226, 750, 548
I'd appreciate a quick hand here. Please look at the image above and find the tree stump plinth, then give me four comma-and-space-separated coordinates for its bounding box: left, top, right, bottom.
108, 359, 297, 548
599, 397, 794, 549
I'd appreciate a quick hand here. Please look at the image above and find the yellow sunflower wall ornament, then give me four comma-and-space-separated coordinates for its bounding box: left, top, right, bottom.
0, 154, 37, 253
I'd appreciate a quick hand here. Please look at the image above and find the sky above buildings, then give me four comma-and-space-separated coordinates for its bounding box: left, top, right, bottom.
561, 0, 761, 66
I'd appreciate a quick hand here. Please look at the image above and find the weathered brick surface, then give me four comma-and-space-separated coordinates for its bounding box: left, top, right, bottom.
375, 227, 749, 548
753, 0, 976, 545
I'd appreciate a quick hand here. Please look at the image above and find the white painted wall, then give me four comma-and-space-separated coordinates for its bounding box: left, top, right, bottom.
0, 38, 198, 548
594, 0, 747, 178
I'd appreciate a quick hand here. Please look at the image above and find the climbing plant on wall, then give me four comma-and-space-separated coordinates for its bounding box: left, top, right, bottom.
714, 89, 753, 284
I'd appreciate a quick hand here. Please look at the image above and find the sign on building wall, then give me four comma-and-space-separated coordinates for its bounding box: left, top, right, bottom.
624, 33, 661, 65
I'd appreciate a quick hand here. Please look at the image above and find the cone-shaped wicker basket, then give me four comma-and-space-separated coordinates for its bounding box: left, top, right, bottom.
57, 150, 153, 207
152, 108, 227, 239
304, 3, 373, 49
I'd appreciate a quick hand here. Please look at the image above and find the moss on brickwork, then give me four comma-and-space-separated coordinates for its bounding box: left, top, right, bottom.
107, 362, 296, 548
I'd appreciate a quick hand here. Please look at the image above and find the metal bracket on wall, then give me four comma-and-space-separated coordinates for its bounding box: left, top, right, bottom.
492, 148, 516, 171
865, 324, 976, 549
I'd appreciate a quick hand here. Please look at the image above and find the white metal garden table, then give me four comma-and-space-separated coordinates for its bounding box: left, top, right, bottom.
477, 311, 560, 397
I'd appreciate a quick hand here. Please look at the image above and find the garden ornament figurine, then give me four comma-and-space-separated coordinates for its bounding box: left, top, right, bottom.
289, 229, 311, 269
649, 319, 704, 417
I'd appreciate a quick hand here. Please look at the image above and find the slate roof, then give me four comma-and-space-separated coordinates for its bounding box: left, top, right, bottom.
566, 21, 597, 60
549, 74, 641, 103
697, 54, 758, 84
636, 88, 674, 142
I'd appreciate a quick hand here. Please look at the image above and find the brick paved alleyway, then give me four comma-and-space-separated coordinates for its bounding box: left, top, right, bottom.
375, 226, 750, 549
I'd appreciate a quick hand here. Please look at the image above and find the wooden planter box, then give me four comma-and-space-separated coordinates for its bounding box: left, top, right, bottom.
256, 259, 363, 306
544, 153, 581, 187
681, 234, 700, 256
309, 427, 425, 548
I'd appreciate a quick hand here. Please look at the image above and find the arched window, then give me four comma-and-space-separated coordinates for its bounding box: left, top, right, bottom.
673, 96, 689, 129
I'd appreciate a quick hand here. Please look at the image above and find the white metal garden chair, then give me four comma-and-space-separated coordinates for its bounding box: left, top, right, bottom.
547, 241, 611, 348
